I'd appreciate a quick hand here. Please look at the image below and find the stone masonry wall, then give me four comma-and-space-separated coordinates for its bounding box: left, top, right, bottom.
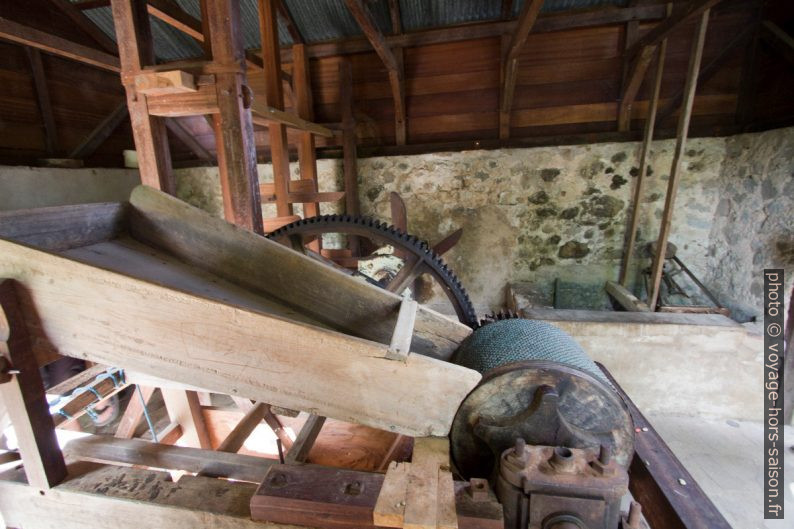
175, 127, 793, 322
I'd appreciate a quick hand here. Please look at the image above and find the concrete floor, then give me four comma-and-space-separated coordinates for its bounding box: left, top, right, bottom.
650, 413, 794, 529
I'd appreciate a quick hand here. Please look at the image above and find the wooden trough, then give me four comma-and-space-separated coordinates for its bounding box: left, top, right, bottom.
0, 185, 480, 437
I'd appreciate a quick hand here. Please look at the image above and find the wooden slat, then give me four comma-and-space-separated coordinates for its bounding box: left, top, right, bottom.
64, 435, 278, 482
403, 437, 451, 529
251, 103, 334, 137
374, 461, 409, 527
386, 298, 418, 361
648, 9, 711, 309
345, 0, 406, 145
47, 0, 119, 54
127, 185, 471, 360
114, 385, 155, 439
25, 48, 59, 156
155, 421, 183, 445
0, 17, 120, 72
284, 414, 325, 463
626, 0, 721, 57
0, 280, 67, 489
161, 388, 212, 449
147, 0, 203, 41
499, 0, 545, 139
47, 364, 108, 397
69, 102, 129, 159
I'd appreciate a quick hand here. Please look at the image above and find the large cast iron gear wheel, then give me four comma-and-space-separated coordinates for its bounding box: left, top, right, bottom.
268, 214, 479, 328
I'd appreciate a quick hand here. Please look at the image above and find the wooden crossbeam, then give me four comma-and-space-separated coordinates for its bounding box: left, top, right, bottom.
345, 0, 406, 145
499, 0, 545, 139
69, 102, 128, 159
147, 0, 203, 41
217, 402, 268, 453
617, 44, 658, 132
648, 9, 711, 310
388, 0, 402, 34
25, 48, 59, 156
161, 388, 212, 449
285, 414, 325, 463
47, 0, 118, 54
760, 20, 794, 67
626, 0, 721, 57
251, 103, 334, 137
0, 17, 120, 72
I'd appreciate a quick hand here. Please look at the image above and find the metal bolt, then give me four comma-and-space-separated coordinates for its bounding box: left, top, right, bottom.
678, 478, 687, 486
627, 501, 642, 528
0, 357, 14, 384
514, 437, 526, 455
598, 444, 611, 465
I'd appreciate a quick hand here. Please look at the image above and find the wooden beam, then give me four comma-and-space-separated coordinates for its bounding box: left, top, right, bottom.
147, 0, 203, 41
47, 0, 118, 54
165, 118, 213, 161
134, 69, 196, 95
217, 402, 268, 453
293, 43, 321, 221
1, 221, 479, 437
284, 414, 325, 463
65, 435, 276, 483
111, 0, 174, 194
205, 0, 264, 234
760, 20, 794, 67
161, 388, 212, 449
626, 0, 721, 57
278, 4, 671, 62
251, 103, 334, 138
618, 44, 657, 132
499, 0, 545, 139
657, 24, 752, 124
345, 0, 406, 145
276, 0, 303, 43
388, 0, 402, 34
258, 0, 293, 218
0, 465, 281, 529
339, 59, 360, 218
0, 17, 120, 72
648, 9, 710, 310
605, 281, 651, 312
620, 21, 668, 285
114, 385, 155, 439
0, 280, 67, 489
25, 48, 59, 156
69, 102, 129, 159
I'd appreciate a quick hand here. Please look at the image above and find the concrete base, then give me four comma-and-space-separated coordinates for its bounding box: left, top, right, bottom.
522, 308, 762, 422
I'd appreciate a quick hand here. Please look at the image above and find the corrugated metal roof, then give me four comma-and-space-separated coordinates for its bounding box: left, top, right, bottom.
72, 0, 630, 62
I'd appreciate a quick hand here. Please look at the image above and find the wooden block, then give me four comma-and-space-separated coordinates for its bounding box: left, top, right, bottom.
387, 298, 418, 361
134, 70, 197, 96
404, 437, 450, 529
437, 469, 458, 529
374, 461, 409, 528
605, 281, 650, 312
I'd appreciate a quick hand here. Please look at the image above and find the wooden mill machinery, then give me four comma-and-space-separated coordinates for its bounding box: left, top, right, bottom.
0, 186, 731, 529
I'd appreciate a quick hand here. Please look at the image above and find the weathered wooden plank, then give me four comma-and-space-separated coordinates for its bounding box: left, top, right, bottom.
251, 103, 334, 137
217, 402, 267, 453
0, 241, 479, 436
0, 464, 285, 529
0, 202, 127, 252
626, 0, 722, 56
128, 185, 470, 359
0, 280, 67, 489
387, 298, 417, 361
404, 437, 450, 529
648, 9, 711, 309
374, 461, 409, 527
605, 281, 650, 312
285, 414, 325, 463
0, 17, 120, 72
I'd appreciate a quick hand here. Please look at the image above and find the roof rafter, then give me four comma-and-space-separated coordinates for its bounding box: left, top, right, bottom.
344, 0, 406, 145
47, 0, 118, 54
499, 0, 545, 139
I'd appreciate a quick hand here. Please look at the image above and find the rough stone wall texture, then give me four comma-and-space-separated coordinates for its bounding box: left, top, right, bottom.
174, 127, 793, 322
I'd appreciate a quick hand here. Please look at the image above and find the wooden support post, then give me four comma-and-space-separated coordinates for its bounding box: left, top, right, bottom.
499, 0, 544, 139
345, 0, 406, 145
161, 388, 212, 449
387, 298, 418, 361
24, 48, 59, 156
69, 102, 129, 160
647, 9, 710, 310
285, 414, 325, 463
340, 59, 359, 218
204, 0, 265, 234
293, 43, 321, 224
115, 385, 155, 439
110, 0, 174, 194
620, 25, 667, 287
0, 280, 67, 489
258, 0, 293, 219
